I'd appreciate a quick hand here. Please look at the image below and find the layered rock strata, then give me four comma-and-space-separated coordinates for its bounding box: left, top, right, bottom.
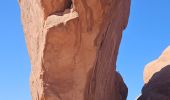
19, 0, 130, 100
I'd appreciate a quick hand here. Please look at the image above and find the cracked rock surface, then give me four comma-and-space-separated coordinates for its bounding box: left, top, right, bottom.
19, 0, 130, 100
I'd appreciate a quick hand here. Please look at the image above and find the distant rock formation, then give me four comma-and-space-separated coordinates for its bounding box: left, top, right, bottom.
138, 46, 170, 100
19, 0, 130, 100
144, 46, 170, 84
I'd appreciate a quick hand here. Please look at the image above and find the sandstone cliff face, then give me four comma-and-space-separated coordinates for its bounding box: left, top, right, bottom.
138, 46, 170, 100
19, 0, 130, 100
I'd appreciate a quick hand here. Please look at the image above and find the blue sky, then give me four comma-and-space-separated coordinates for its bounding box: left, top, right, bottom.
0, 0, 169, 100
0, 0, 31, 100
117, 0, 170, 99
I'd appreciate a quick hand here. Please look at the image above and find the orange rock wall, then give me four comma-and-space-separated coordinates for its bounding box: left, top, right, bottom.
19, 0, 130, 100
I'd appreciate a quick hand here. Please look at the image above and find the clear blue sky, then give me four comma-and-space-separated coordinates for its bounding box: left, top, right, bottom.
117, 0, 170, 100
0, 0, 169, 100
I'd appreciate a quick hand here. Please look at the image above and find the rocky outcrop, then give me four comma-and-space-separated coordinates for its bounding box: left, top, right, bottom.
138, 46, 170, 100
19, 0, 130, 100
144, 46, 170, 84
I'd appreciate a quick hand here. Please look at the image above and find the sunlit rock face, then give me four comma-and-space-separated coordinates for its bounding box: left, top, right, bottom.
19, 0, 130, 100
138, 46, 170, 100
144, 46, 170, 83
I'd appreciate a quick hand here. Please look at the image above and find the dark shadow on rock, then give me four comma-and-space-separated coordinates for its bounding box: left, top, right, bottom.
138, 65, 170, 100
115, 72, 128, 100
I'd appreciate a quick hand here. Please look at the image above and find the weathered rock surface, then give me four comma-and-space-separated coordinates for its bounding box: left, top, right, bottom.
19, 0, 130, 100
138, 46, 170, 100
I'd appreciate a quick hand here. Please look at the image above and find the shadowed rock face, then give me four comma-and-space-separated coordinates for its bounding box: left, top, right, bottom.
138, 46, 170, 100
19, 0, 130, 100
115, 72, 128, 100
138, 65, 170, 100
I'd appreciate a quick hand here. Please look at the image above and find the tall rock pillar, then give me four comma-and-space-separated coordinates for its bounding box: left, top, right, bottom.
19, 0, 130, 100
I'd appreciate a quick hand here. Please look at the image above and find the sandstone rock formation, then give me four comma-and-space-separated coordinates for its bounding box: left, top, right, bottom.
19, 0, 130, 100
138, 46, 170, 100
144, 46, 170, 84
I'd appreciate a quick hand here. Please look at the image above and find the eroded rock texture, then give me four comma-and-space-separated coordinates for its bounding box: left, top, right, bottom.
19, 0, 130, 100
138, 46, 170, 100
